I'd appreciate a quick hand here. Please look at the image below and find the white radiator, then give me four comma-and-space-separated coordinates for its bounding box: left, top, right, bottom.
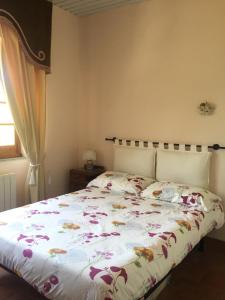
0, 174, 16, 212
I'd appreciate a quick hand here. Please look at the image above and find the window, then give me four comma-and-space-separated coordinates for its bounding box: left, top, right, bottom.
0, 81, 21, 159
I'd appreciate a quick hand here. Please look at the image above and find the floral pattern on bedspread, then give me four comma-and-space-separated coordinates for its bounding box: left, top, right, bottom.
0, 187, 223, 300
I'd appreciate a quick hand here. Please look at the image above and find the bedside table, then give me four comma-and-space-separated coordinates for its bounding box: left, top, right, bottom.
69, 166, 105, 192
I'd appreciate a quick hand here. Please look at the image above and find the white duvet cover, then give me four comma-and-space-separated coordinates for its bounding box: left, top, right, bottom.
0, 187, 223, 300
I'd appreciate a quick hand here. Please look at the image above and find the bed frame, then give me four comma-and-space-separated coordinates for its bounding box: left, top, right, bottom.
105, 137, 225, 151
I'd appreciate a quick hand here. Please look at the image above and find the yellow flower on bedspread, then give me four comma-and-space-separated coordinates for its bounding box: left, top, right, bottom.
176, 220, 191, 231
112, 204, 127, 209
134, 247, 154, 262
59, 203, 70, 208
112, 221, 126, 226
151, 203, 162, 207
48, 248, 67, 255
152, 190, 162, 197
105, 173, 114, 177
62, 223, 80, 230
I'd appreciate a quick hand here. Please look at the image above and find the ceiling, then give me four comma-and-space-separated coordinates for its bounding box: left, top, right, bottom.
49, 0, 146, 16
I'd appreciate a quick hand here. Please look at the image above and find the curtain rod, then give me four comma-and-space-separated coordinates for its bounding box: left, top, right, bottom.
105, 137, 225, 151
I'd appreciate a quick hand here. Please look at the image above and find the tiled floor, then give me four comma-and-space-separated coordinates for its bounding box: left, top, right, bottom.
0, 237, 224, 300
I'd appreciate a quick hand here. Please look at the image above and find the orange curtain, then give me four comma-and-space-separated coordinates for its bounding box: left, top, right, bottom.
0, 21, 46, 203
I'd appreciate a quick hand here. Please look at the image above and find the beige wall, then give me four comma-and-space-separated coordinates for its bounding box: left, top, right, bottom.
45, 6, 86, 198
0, 6, 85, 203
80, 0, 225, 239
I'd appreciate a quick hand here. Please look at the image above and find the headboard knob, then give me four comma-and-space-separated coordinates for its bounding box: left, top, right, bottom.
212, 144, 220, 150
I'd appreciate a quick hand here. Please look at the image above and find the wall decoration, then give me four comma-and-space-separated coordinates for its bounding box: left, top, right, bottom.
198, 101, 215, 116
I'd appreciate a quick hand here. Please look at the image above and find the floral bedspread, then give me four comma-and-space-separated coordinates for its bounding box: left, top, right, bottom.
0, 187, 223, 300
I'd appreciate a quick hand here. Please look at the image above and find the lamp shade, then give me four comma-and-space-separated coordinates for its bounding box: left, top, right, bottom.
83, 150, 96, 161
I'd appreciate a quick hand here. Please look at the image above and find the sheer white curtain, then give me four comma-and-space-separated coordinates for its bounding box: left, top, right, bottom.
0, 21, 46, 203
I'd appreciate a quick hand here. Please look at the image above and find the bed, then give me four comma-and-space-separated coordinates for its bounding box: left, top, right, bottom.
0, 138, 224, 300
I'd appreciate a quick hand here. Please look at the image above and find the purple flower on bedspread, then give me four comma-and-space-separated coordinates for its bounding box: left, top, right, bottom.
109, 266, 121, 272
17, 234, 27, 241
119, 268, 128, 283
44, 211, 60, 215
148, 276, 157, 288
148, 232, 157, 237
181, 193, 203, 206
111, 232, 120, 236
50, 275, 59, 285
80, 232, 120, 244
41, 275, 59, 296
100, 233, 111, 237
124, 196, 142, 206
147, 223, 161, 230
146, 231, 177, 259
27, 210, 60, 218
163, 232, 177, 243
101, 275, 113, 285
181, 209, 205, 231
87, 205, 99, 210
90, 220, 99, 224
89, 265, 128, 297
18, 234, 50, 259
105, 182, 112, 190
213, 199, 224, 212
23, 249, 33, 258
161, 245, 168, 258
17, 234, 50, 244
195, 220, 200, 230
80, 196, 105, 201
187, 242, 193, 253
93, 251, 113, 260
129, 210, 161, 218
90, 267, 103, 280
43, 282, 51, 293
83, 211, 108, 224
31, 224, 45, 230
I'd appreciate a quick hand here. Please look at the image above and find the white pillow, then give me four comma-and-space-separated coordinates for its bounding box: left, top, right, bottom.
113, 145, 156, 178
156, 149, 211, 188
141, 181, 222, 212
87, 171, 154, 195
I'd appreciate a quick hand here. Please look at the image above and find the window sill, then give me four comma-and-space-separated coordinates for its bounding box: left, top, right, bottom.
0, 156, 26, 162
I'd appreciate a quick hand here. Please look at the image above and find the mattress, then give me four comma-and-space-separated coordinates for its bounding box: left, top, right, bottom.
0, 187, 223, 300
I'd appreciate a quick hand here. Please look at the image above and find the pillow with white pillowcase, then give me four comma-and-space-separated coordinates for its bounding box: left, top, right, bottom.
141, 181, 222, 212
87, 171, 154, 195
156, 149, 211, 189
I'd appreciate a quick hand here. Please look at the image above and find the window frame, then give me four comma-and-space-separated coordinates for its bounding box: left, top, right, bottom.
0, 102, 22, 159
0, 71, 22, 159
0, 125, 21, 159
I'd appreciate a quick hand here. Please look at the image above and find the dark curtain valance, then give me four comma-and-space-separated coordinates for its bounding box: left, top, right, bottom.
0, 0, 52, 72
